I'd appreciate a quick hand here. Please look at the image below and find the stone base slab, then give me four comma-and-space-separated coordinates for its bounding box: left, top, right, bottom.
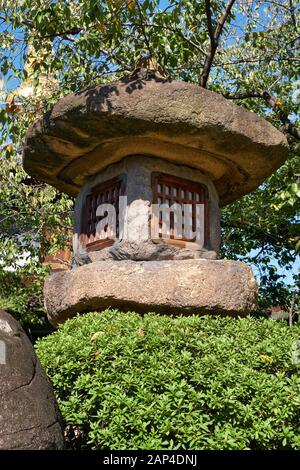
44, 259, 258, 326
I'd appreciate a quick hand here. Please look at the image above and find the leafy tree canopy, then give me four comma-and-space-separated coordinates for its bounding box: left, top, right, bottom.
0, 0, 299, 323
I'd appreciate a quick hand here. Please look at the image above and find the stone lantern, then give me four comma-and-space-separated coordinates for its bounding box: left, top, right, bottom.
23, 75, 288, 325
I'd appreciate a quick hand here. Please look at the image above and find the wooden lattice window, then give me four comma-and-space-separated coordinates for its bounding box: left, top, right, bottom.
152, 173, 209, 246
80, 177, 125, 252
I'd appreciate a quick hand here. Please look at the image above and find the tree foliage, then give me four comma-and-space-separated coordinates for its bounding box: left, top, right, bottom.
0, 1, 299, 322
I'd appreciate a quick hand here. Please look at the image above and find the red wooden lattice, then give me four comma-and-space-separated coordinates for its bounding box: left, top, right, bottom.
152, 173, 209, 245
80, 177, 125, 252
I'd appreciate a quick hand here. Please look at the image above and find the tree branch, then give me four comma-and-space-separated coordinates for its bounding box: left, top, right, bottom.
136, 0, 153, 57
223, 91, 264, 100
200, 0, 236, 88
98, 48, 131, 71
224, 90, 300, 142
289, 0, 297, 29
205, 0, 215, 45
263, 91, 300, 142
219, 56, 300, 66
215, 0, 236, 43
2, 10, 132, 72
34, 26, 132, 71
161, 26, 207, 56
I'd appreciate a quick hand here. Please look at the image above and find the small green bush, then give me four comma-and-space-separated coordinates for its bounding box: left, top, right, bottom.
36, 310, 300, 450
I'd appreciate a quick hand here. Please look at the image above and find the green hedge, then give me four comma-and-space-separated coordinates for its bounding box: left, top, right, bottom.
36, 310, 300, 450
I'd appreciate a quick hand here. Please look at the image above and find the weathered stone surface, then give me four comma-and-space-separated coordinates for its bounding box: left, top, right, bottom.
73, 155, 221, 261
23, 76, 288, 206
44, 259, 258, 326
0, 310, 64, 450
87, 240, 217, 262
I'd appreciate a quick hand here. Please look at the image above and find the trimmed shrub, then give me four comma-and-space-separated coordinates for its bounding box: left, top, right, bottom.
36, 310, 300, 450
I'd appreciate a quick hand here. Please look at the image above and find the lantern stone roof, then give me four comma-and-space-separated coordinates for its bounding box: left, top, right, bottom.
23, 76, 288, 205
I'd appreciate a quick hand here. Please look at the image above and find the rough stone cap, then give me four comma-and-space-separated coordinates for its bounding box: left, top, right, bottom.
23, 76, 288, 205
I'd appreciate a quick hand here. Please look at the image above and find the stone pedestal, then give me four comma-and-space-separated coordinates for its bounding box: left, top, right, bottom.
44, 259, 258, 326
